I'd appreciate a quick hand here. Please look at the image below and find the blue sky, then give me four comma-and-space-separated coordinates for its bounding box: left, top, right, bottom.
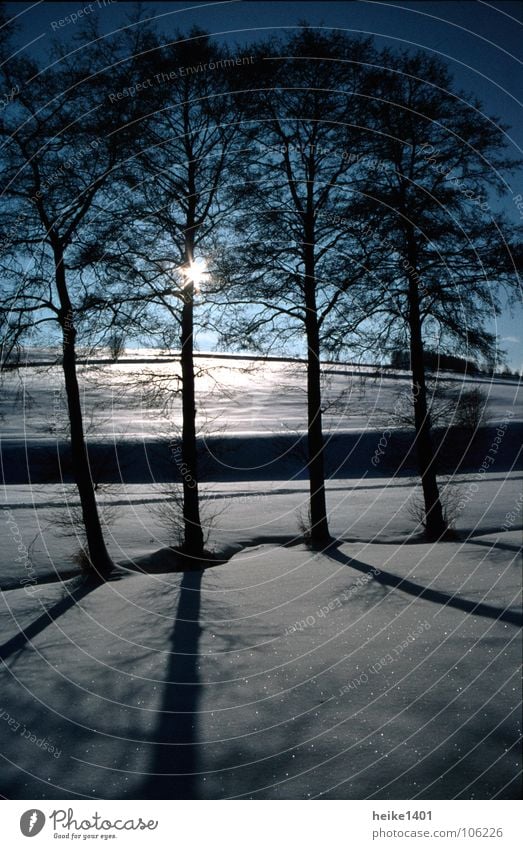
4, 1, 523, 369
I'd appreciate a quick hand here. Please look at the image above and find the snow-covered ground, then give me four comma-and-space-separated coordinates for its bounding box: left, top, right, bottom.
1, 354, 521, 441
0, 539, 520, 799
0, 356, 521, 799
1, 475, 522, 587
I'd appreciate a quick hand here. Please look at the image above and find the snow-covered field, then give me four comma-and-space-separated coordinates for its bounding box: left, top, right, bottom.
0, 539, 520, 799
1, 353, 521, 440
0, 356, 521, 798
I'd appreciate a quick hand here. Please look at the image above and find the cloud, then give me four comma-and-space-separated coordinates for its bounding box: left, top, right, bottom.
501, 336, 520, 344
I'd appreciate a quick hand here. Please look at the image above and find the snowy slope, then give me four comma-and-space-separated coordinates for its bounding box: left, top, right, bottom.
0, 355, 520, 800
0, 541, 520, 800
1, 356, 521, 441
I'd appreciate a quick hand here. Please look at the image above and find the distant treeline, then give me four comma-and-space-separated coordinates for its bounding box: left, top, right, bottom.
390, 349, 520, 379
391, 349, 480, 374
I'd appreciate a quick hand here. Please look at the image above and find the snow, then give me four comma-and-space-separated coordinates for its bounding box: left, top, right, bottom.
0, 541, 520, 799
0, 357, 521, 799
2, 474, 521, 587
1, 355, 521, 441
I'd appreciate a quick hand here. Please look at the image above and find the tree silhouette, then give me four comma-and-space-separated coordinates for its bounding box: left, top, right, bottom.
215, 29, 382, 546
353, 49, 522, 538
0, 31, 150, 574
87, 29, 241, 556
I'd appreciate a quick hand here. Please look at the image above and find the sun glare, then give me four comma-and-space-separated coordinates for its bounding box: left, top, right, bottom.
184, 258, 208, 291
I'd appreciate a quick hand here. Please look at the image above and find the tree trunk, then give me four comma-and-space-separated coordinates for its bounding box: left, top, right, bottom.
405, 230, 447, 540
303, 243, 331, 546
53, 243, 114, 577
180, 267, 204, 556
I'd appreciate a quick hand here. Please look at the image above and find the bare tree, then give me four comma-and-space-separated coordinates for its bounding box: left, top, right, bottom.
351, 49, 522, 539
87, 29, 241, 556
214, 29, 382, 546
0, 30, 149, 574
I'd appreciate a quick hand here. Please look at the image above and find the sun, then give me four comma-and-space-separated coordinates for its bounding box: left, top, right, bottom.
184, 258, 208, 292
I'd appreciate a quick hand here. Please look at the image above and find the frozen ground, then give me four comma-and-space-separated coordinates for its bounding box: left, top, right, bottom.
0, 356, 521, 799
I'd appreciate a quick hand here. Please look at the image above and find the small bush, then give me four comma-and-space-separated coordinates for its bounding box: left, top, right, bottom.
452, 386, 489, 432
151, 483, 225, 551
296, 505, 313, 543
108, 332, 126, 361
407, 477, 463, 536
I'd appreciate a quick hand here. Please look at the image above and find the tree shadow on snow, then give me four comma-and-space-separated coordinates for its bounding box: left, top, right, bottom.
464, 537, 522, 555
143, 569, 203, 799
0, 576, 108, 663
324, 541, 522, 627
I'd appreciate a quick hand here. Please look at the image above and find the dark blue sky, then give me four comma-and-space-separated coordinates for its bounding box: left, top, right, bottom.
4, 0, 523, 367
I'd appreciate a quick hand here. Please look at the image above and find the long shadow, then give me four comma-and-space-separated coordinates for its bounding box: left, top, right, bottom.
465, 538, 522, 555
144, 569, 203, 799
6, 423, 521, 485
464, 525, 523, 541
324, 542, 523, 627
0, 577, 105, 663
